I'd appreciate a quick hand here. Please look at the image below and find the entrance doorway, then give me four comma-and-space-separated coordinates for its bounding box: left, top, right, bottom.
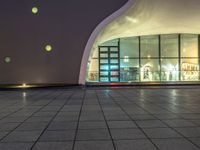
99, 45, 120, 82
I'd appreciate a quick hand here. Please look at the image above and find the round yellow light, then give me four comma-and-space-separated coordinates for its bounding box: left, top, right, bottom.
4, 57, 11, 63
32, 7, 38, 14
45, 45, 53, 52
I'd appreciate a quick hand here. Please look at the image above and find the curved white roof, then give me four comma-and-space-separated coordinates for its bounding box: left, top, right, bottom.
79, 0, 200, 84
97, 0, 200, 44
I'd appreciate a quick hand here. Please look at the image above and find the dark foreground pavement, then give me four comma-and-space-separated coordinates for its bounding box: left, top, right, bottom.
0, 87, 200, 150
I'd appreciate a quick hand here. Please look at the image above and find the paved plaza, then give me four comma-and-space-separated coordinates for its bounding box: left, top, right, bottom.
1, 86, 200, 150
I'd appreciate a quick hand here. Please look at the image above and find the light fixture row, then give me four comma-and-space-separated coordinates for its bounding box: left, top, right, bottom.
4, 44, 53, 64
31, 4, 53, 54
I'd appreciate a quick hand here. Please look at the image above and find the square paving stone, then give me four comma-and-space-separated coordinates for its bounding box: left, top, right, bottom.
175, 127, 200, 137
115, 139, 157, 150
53, 116, 79, 122
0, 131, 8, 139
26, 117, 52, 122
2, 131, 42, 142
33, 111, 57, 117
190, 120, 200, 126
110, 128, 146, 140
108, 121, 137, 129
78, 121, 107, 129
154, 114, 180, 119
57, 112, 79, 117
39, 130, 75, 141
152, 138, 200, 150
80, 114, 105, 121
41, 106, 62, 111
47, 122, 77, 130
0, 123, 19, 131
143, 128, 182, 138
76, 129, 110, 140
32, 142, 73, 150
0, 143, 33, 150
136, 120, 167, 128
130, 114, 156, 120
105, 114, 131, 121
163, 119, 197, 127
1, 117, 27, 123
189, 138, 200, 147
16, 122, 48, 131
74, 140, 114, 150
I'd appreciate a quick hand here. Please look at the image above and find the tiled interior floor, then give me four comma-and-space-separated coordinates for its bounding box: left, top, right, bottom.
1, 87, 200, 150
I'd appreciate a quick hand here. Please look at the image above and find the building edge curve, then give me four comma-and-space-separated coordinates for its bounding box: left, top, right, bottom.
79, 0, 135, 85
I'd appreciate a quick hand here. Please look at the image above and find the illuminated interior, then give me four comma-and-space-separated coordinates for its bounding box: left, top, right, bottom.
86, 0, 200, 83
87, 34, 199, 82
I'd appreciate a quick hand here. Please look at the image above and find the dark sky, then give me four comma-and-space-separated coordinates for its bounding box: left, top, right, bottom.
0, 0, 128, 84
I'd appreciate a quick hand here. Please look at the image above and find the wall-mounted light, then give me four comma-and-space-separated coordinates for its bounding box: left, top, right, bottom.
22, 83, 27, 87
32, 7, 39, 14
45, 44, 53, 52
4, 57, 11, 63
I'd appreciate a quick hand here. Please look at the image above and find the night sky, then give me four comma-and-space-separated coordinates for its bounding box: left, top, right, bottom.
0, 0, 128, 84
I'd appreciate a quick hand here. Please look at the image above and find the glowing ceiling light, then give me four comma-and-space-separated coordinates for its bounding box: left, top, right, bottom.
147, 55, 151, 58
45, 45, 53, 52
32, 7, 39, 14
124, 56, 129, 62
126, 16, 138, 23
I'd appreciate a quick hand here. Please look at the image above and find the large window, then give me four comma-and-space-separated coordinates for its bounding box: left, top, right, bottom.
120, 59, 139, 82
161, 59, 179, 81
181, 59, 199, 81
140, 35, 159, 82
86, 34, 200, 83
160, 35, 179, 81
181, 34, 198, 58
141, 59, 160, 81
87, 59, 99, 82
141, 35, 159, 58
120, 37, 139, 58
101, 39, 119, 46
120, 37, 139, 82
161, 34, 179, 58
181, 34, 199, 81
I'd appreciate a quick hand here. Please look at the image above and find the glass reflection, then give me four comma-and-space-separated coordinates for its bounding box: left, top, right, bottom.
161, 59, 179, 81
181, 34, 198, 58
161, 34, 178, 57
141, 59, 160, 81
141, 35, 159, 58
121, 37, 139, 58
120, 59, 139, 82
181, 59, 199, 81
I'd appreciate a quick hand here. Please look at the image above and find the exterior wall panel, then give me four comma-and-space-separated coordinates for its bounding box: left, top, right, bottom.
0, 0, 128, 84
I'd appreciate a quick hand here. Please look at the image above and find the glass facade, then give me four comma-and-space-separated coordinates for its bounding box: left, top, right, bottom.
87, 34, 200, 83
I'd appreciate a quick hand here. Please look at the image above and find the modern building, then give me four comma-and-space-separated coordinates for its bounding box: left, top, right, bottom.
83, 0, 200, 84
1, 0, 200, 86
